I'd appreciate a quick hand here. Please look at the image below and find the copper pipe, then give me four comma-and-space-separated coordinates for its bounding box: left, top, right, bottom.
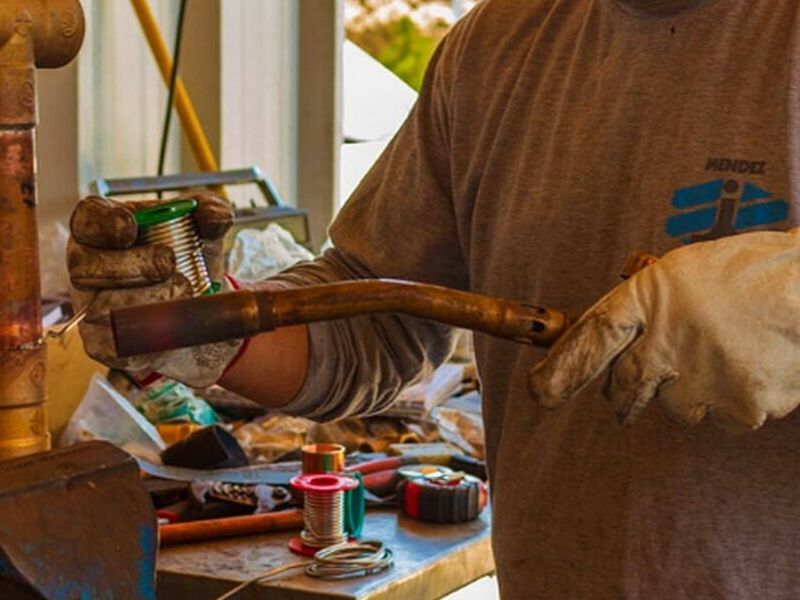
0, 0, 84, 459
111, 279, 570, 357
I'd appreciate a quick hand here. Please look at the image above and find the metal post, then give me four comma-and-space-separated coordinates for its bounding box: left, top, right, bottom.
0, 0, 84, 460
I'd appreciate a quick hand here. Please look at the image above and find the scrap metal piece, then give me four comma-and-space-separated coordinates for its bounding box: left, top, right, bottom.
0, 441, 157, 599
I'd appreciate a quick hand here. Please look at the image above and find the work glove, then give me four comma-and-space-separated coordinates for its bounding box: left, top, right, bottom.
67, 192, 242, 388
528, 229, 800, 431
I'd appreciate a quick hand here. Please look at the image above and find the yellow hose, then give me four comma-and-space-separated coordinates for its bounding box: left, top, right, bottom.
129, 0, 219, 174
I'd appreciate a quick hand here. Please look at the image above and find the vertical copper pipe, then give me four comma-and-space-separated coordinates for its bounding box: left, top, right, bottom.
0, 0, 84, 460
0, 128, 48, 458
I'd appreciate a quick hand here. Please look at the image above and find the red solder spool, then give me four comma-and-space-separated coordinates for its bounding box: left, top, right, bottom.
290, 473, 359, 557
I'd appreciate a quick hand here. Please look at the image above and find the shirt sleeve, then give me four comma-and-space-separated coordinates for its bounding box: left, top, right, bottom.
271, 18, 473, 421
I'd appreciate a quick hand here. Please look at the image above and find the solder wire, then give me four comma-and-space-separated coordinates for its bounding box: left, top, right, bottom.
139, 211, 212, 295
301, 489, 348, 548
51, 200, 212, 343
213, 541, 394, 600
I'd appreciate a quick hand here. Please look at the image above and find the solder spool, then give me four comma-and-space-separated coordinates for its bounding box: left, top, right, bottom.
289, 473, 359, 557
135, 199, 214, 296
46, 199, 217, 344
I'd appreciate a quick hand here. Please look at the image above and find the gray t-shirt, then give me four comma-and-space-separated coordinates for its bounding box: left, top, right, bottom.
276, 0, 800, 597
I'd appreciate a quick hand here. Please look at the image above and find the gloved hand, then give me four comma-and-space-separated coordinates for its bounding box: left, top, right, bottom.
528, 229, 800, 430
67, 192, 242, 388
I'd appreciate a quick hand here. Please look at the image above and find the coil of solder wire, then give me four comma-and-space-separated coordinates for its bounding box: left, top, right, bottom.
139, 210, 212, 295
301, 489, 348, 548
305, 540, 394, 579
291, 473, 359, 551
214, 540, 394, 599
49, 200, 213, 343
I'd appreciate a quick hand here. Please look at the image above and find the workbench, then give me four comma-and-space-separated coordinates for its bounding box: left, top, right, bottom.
157, 508, 494, 599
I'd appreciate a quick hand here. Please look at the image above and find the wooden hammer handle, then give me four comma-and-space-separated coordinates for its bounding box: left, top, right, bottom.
159, 509, 304, 546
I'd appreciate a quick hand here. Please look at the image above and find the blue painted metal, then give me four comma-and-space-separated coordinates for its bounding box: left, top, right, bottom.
0, 442, 157, 599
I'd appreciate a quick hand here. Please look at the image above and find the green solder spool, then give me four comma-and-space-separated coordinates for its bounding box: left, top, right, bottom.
135, 199, 219, 296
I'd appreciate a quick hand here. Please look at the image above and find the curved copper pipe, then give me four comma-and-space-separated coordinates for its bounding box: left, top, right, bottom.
111, 279, 571, 357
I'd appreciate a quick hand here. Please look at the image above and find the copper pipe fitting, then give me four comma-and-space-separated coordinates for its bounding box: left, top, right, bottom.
0, 0, 84, 459
111, 279, 570, 358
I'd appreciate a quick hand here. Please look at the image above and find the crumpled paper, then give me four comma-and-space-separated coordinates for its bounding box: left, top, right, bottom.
431, 401, 485, 459
227, 224, 314, 283
233, 415, 312, 464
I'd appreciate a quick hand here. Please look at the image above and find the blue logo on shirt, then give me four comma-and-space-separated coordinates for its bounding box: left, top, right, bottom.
665, 178, 789, 243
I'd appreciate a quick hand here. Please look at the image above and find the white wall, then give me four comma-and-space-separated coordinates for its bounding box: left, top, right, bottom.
219, 0, 298, 210
77, 0, 181, 193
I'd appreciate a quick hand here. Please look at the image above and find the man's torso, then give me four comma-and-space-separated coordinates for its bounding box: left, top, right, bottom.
449, 1, 800, 597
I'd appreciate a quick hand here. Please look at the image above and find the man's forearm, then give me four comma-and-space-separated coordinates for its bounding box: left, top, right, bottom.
218, 324, 309, 409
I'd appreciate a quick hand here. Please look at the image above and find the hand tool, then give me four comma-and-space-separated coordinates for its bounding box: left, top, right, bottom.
161, 424, 249, 470
137, 456, 299, 486
159, 508, 304, 547
347, 455, 423, 500
196, 481, 293, 511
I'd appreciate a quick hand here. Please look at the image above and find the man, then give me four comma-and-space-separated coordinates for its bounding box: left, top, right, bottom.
68, 0, 800, 597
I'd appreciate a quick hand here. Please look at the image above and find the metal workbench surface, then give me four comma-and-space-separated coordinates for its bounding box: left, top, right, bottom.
157, 508, 494, 600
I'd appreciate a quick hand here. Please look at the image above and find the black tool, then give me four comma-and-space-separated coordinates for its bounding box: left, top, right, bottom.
161, 425, 249, 470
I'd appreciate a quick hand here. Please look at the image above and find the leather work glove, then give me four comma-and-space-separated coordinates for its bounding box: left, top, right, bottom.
67, 192, 242, 388
528, 229, 800, 431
